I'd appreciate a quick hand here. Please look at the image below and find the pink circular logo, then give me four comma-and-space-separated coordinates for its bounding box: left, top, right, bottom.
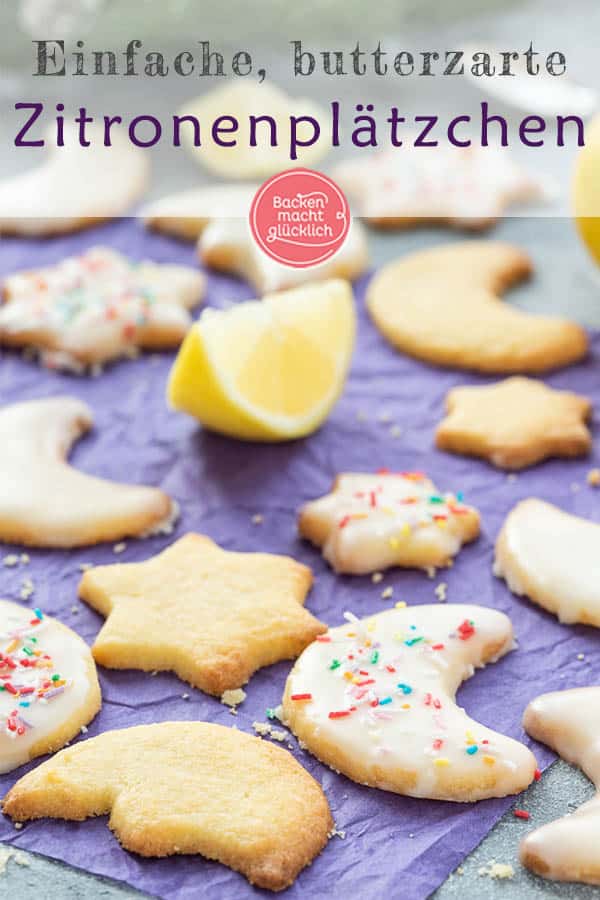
249, 168, 350, 268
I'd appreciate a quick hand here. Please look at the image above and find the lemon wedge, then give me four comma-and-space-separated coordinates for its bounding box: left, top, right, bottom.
574, 114, 600, 265
167, 279, 355, 441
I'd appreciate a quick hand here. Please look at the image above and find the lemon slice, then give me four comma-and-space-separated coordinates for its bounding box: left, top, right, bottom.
167, 279, 355, 441
574, 114, 600, 265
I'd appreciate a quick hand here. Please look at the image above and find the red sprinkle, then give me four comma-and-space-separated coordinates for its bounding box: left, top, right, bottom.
457, 619, 476, 641
534, 768, 542, 782
431, 643, 445, 651
338, 515, 351, 529
432, 738, 444, 750
290, 693, 312, 702
316, 635, 331, 643
514, 809, 530, 820
329, 710, 352, 719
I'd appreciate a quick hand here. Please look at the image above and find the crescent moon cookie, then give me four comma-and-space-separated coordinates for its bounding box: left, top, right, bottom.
520, 687, 600, 884
78, 533, 324, 695
199, 218, 369, 295
0, 246, 205, 372
0, 396, 176, 548
2, 721, 333, 891
436, 377, 592, 470
142, 184, 258, 241
298, 471, 480, 575
0, 125, 148, 236
282, 604, 536, 801
0, 600, 100, 774
332, 145, 546, 230
366, 243, 588, 374
495, 499, 600, 627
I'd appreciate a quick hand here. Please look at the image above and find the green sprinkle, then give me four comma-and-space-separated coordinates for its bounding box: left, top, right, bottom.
405, 637, 424, 647
22, 647, 33, 656
329, 659, 341, 670
266, 708, 277, 719
370, 650, 379, 665
51, 674, 60, 682
429, 495, 444, 504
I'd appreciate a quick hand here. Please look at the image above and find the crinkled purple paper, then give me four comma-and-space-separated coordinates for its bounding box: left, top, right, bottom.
0, 220, 598, 900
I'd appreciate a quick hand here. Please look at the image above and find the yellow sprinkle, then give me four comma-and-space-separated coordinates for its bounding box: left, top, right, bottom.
389, 537, 399, 550
483, 755, 496, 766
365, 639, 372, 647
466, 730, 475, 744
436, 520, 447, 529
401, 703, 411, 710
346, 632, 356, 638
395, 601, 407, 609
400, 523, 411, 536
5, 639, 18, 655
343, 672, 353, 681
434, 758, 450, 768
367, 620, 376, 632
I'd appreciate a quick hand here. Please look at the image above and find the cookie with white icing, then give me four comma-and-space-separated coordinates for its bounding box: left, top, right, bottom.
3, 721, 332, 890
0, 600, 100, 774
142, 184, 257, 241
298, 471, 480, 575
200, 217, 369, 295
332, 144, 545, 230
366, 243, 588, 374
0, 126, 149, 236
283, 604, 536, 801
495, 499, 600, 627
0, 396, 176, 548
521, 687, 600, 884
0, 246, 205, 372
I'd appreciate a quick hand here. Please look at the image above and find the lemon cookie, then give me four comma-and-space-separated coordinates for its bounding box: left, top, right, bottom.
79, 533, 324, 695
283, 604, 536, 801
521, 688, 600, 884
0, 600, 100, 773
436, 377, 592, 470
367, 243, 587, 373
0, 396, 176, 548
3, 721, 332, 891
495, 499, 600, 627
298, 471, 479, 575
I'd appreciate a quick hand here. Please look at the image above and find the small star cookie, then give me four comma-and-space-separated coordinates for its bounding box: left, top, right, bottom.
0, 246, 205, 372
0, 125, 148, 236
495, 499, 600, 627
282, 604, 537, 801
3, 721, 333, 891
0, 396, 176, 548
78, 533, 324, 695
298, 471, 479, 575
0, 600, 101, 773
367, 242, 588, 373
332, 144, 545, 230
521, 687, 600, 884
199, 218, 369, 295
436, 377, 592, 470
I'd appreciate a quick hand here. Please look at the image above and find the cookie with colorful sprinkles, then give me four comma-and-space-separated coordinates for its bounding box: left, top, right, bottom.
282, 604, 537, 801
0, 246, 205, 372
298, 470, 480, 575
78, 533, 325, 695
3, 721, 333, 891
0, 600, 101, 774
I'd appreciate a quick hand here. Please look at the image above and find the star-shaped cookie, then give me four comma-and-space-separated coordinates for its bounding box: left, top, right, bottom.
436, 377, 592, 470
3, 721, 333, 891
79, 533, 324, 694
0, 246, 205, 372
0, 396, 176, 548
332, 144, 545, 230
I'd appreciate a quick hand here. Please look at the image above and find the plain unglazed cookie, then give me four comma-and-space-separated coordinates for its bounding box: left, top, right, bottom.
142, 184, 257, 241
199, 217, 369, 295
282, 604, 536, 801
366, 243, 588, 373
332, 144, 545, 230
0, 125, 148, 236
0, 246, 205, 371
520, 688, 600, 884
78, 532, 324, 695
2, 721, 333, 891
0, 396, 176, 548
0, 600, 100, 773
436, 377, 592, 470
298, 471, 479, 575
495, 499, 600, 627
178, 81, 327, 178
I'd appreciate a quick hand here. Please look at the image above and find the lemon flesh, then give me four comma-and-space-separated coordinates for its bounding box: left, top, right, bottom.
574, 114, 600, 265
167, 279, 355, 441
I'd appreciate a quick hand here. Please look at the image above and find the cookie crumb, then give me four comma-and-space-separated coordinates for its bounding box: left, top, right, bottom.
221, 688, 246, 709
252, 721, 288, 742
328, 824, 346, 840
506, 473, 518, 483
80, 725, 88, 734
478, 860, 514, 880
577, 653, 585, 661
19, 554, 30, 565
181, 693, 190, 700
435, 582, 448, 602
587, 468, 600, 487
71, 605, 79, 614
13, 823, 23, 831
389, 425, 402, 438
377, 411, 392, 424
381, 586, 393, 600
2, 555, 20, 568
113, 542, 127, 554
425, 566, 436, 579
251, 514, 263, 525
456, 866, 464, 876
78, 562, 93, 572
19, 577, 34, 601
371, 572, 383, 584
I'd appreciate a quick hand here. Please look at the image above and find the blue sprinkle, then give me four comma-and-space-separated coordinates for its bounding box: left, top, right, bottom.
379, 697, 392, 706
397, 683, 413, 695
19, 702, 30, 708
466, 745, 478, 755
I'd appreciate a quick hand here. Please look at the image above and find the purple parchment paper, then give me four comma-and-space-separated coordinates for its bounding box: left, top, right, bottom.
0, 220, 598, 900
